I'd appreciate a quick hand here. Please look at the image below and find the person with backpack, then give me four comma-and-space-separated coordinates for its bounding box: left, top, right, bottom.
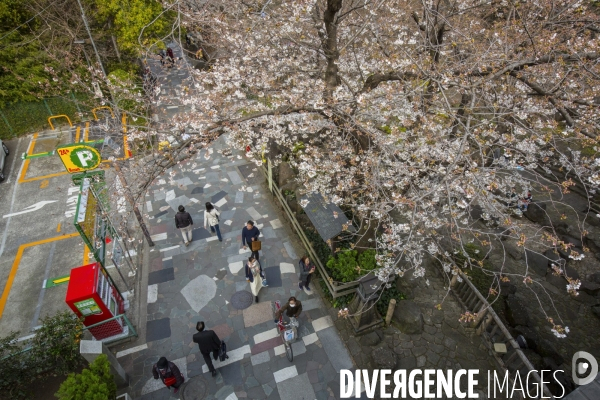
152, 357, 185, 393
203, 202, 222, 241
192, 321, 222, 377
175, 205, 193, 246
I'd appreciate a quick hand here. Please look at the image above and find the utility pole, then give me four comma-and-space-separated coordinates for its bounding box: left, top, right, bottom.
75, 0, 119, 114
113, 161, 155, 247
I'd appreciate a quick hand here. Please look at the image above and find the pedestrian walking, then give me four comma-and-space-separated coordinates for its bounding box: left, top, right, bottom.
152, 356, 185, 393
175, 205, 193, 246
245, 256, 266, 303
167, 47, 175, 64
192, 321, 222, 377
204, 202, 222, 241
298, 255, 316, 292
274, 297, 302, 321
241, 220, 260, 260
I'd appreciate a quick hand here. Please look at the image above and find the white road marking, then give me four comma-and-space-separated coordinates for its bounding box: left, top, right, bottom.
201, 345, 251, 373
273, 365, 298, 383
3, 200, 58, 218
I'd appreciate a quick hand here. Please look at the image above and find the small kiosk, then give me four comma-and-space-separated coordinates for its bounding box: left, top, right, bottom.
65, 262, 127, 340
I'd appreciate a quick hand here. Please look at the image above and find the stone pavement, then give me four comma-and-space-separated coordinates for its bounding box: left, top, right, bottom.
115, 130, 357, 399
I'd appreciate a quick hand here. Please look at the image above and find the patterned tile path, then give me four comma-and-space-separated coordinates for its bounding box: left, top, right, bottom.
116, 131, 356, 399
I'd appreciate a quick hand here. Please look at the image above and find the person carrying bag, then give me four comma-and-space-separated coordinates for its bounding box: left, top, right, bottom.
152, 357, 185, 394
245, 256, 267, 303
204, 202, 222, 241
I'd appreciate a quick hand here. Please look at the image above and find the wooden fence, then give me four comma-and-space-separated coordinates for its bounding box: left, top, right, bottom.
257, 160, 359, 298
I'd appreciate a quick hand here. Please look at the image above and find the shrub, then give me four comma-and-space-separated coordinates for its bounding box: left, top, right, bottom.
55, 354, 117, 400
303, 228, 332, 266
376, 282, 406, 316
0, 311, 85, 399
326, 249, 377, 283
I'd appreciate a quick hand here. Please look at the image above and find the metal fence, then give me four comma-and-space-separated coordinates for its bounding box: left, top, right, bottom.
1, 313, 137, 362
0, 92, 95, 139
81, 314, 138, 344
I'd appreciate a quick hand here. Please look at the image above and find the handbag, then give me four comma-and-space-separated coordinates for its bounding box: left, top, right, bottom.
251, 240, 262, 251
163, 375, 177, 387
262, 278, 268, 286
219, 341, 229, 362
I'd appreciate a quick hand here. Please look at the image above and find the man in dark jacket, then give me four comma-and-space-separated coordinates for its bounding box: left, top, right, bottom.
175, 205, 193, 246
192, 321, 222, 377
241, 220, 260, 260
152, 356, 185, 393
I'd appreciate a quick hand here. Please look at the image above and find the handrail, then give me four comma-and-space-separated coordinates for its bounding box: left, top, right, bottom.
257, 159, 359, 298
450, 269, 554, 399
91, 106, 115, 120
48, 114, 73, 130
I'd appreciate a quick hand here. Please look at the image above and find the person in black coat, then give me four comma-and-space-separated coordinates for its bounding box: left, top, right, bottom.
241, 220, 260, 260
152, 356, 185, 393
192, 321, 222, 377
175, 205, 194, 246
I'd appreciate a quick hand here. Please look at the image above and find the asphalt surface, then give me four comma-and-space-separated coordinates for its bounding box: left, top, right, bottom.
0, 128, 97, 338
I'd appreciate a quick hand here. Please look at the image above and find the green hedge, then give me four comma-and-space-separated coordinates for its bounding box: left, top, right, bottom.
0, 93, 95, 139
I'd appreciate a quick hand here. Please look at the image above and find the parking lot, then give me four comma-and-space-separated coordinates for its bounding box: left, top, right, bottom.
0, 122, 123, 338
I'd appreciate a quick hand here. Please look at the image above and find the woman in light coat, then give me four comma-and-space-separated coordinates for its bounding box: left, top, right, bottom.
245, 256, 266, 303
204, 202, 222, 241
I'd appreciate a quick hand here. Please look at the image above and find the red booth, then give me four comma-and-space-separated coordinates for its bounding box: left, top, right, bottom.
65, 262, 125, 340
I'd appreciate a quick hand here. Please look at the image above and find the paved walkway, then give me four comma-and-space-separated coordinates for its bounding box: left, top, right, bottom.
115, 47, 356, 400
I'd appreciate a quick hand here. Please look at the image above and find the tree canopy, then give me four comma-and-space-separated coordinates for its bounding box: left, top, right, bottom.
112, 0, 600, 336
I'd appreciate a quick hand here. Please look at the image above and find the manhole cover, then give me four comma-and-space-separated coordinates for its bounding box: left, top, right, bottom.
231, 290, 254, 310
181, 377, 208, 399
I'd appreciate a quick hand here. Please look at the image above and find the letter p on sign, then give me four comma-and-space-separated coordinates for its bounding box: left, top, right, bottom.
76, 150, 94, 167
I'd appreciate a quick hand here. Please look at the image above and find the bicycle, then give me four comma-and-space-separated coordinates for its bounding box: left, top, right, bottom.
275, 300, 298, 362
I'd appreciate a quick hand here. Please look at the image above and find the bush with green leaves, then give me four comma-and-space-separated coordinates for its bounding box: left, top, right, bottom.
326, 249, 377, 283
55, 354, 116, 400
376, 282, 406, 316
0, 311, 85, 399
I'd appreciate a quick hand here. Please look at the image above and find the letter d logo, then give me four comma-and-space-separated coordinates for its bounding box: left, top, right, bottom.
572, 351, 598, 386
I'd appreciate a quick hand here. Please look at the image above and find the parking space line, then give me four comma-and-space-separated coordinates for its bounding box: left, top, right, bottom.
83, 244, 90, 265
17, 133, 37, 184
0, 232, 79, 318
74, 126, 81, 143
17, 133, 70, 183
84, 122, 89, 142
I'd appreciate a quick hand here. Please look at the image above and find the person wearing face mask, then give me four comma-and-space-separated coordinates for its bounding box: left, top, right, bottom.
274, 296, 303, 322
152, 356, 185, 393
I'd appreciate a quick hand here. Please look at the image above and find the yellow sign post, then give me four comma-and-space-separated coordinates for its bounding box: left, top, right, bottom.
57, 144, 102, 173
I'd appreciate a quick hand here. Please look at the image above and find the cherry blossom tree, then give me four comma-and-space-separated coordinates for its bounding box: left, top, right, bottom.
110, 0, 600, 335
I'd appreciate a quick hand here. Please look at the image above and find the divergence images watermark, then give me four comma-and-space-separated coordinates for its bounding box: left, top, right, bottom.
340, 352, 598, 399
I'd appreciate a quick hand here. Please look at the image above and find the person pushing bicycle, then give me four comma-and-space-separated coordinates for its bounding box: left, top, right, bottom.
275, 296, 303, 322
